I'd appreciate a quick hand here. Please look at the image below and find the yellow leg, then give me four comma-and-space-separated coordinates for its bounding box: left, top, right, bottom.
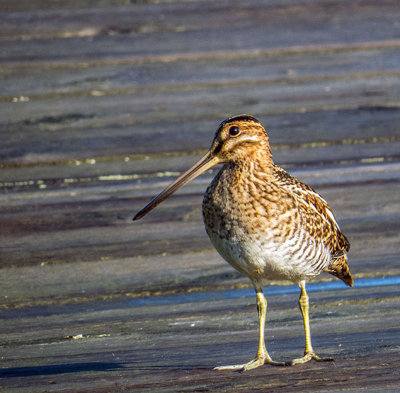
215, 288, 285, 371
291, 281, 334, 365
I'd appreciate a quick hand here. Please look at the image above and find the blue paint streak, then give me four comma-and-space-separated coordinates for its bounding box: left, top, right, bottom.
127, 275, 400, 308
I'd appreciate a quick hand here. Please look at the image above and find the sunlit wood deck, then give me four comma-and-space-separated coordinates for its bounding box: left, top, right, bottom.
1, 1, 400, 392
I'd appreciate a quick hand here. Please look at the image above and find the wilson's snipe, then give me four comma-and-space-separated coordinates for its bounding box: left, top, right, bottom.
134, 115, 353, 371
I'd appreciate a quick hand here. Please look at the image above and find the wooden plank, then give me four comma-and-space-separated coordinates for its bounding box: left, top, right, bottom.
3, 70, 400, 125
2, 0, 400, 64
1, 240, 399, 306
2, 80, 400, 167
2, 137, 400, 189
3, 0, 400, 41
0, 0, 129, 12
2, 48, 400, 98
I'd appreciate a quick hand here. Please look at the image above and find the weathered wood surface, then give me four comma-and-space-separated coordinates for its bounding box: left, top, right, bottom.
1, 0, 400, 392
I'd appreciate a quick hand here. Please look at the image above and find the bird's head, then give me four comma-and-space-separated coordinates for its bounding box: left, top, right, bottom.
209, 114, 271, 163
133, 114, 271, 220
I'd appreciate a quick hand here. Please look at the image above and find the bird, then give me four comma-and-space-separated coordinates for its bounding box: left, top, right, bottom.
133, 114, 353, 371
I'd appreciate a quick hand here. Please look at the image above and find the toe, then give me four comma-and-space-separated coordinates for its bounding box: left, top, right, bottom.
290, 352, 334, 366
215, 356, 287, 371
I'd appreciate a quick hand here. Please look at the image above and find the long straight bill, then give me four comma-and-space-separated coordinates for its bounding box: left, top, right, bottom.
133, 152, 220, 221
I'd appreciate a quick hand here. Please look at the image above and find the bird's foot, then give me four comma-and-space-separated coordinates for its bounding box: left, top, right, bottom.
289, 352, 334, 366
215, 356, 286, 372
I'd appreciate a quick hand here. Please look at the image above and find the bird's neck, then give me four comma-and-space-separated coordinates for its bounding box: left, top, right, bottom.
229, 146, 274, 175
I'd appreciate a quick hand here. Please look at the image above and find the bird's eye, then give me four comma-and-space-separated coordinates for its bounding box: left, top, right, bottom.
228, 126, 240, 137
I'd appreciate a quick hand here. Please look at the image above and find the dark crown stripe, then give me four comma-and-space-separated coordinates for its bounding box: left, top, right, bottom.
218, 114, 261, 132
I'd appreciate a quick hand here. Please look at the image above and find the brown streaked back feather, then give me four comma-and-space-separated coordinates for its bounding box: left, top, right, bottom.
273, 165, 352, 285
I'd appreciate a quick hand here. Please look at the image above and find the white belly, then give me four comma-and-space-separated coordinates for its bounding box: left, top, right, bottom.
208, 229, 330, 284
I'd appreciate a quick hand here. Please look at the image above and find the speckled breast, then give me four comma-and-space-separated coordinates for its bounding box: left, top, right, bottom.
201, 167, 331, 283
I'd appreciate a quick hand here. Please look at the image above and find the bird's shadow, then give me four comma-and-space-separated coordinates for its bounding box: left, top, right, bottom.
0, 362, 124, 378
